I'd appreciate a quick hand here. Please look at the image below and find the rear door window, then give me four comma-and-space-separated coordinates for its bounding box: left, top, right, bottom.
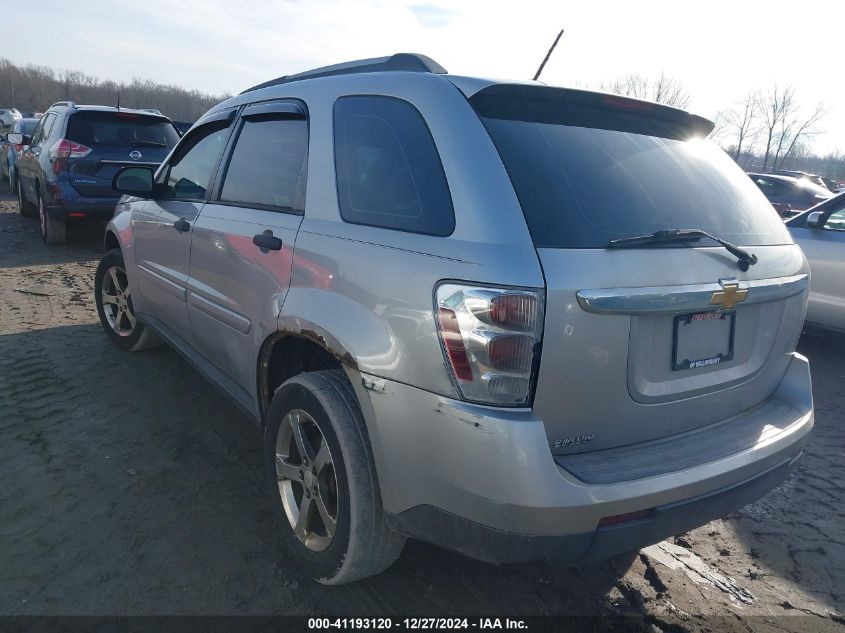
333, 95, 454, 236
473, 86, 792, 248
219, 115, 308, 212
66, 112, 179, 149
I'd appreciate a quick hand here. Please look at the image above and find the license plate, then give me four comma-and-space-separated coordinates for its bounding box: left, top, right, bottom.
672, 311, 735, 371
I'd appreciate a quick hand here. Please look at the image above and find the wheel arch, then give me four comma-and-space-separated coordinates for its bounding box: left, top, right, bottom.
104, 228, 120, 252
257, 321, 391, 509
257, 320, 361, 423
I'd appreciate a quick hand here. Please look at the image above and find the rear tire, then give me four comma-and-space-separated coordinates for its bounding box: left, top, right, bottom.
264, 369, 405, 584
17, 178, 36, 218
95, 249, 161, 352
38, 191, 66, 244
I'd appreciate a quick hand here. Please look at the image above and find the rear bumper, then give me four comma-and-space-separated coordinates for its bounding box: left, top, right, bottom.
46, 199, 118, 220
45, 181, 119, 220
388, 454, 800, 564
359, 353, 813, 564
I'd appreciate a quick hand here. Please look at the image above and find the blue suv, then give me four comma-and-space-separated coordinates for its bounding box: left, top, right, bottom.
11, 102, 179, 244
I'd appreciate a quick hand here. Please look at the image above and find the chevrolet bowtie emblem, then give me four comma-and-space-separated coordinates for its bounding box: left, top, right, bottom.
710, 281, 748, 310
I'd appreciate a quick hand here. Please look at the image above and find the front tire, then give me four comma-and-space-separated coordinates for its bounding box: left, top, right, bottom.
95, 249, 161, 352
265, 369, 405, 584
38, 191, 66, 244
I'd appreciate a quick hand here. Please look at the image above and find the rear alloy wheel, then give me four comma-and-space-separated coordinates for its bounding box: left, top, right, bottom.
39, 191, 66, 244
17, 178, 36, 218
265, 370, 405, 584
94, 249, 161, 352
276, 409, 339, 552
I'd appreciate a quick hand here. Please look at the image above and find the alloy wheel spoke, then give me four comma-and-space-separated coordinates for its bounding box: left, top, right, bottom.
275, 454, 301, 481
290, 414, 316, 463
109, 268, 122, 294
315, 492, 336, 538
313, 442, 331, 473
294, 495, 314, 540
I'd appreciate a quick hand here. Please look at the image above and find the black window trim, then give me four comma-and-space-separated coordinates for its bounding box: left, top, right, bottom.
332, 93, 455, 237
209, 98, 309, 216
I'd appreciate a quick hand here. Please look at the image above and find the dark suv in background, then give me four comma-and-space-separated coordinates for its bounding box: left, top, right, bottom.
10, 102, 179, 244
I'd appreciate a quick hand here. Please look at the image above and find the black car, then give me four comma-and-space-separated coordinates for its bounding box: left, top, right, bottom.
10, 102, 179, 244
747, 172, 832, 217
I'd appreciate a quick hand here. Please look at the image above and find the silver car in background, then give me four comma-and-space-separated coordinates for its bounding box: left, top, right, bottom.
788, 194, 845, 333
94, 54, 813, 584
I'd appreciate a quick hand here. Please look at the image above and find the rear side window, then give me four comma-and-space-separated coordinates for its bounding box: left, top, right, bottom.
66, 112, 179, 148
473, 86, 792, 248
333, 96, 454, 236
220, 117, 308, 211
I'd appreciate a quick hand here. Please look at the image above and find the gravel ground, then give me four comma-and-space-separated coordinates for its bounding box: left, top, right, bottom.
0, 194, 843, 631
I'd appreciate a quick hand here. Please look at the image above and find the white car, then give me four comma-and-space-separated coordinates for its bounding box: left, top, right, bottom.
788, 194, 845, 333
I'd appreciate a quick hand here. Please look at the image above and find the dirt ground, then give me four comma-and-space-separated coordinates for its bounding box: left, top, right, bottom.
0, 194, 843, 631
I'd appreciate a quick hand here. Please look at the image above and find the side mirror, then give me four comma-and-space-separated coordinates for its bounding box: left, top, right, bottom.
806, 211, 825, 228
113, 166, 154, 197
6, 133, 24, 145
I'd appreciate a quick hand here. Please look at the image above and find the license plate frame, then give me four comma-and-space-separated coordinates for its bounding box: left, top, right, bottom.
672, 310, 736, 371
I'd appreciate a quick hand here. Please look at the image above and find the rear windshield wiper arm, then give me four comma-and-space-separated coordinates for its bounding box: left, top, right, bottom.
607, 229, 759, 271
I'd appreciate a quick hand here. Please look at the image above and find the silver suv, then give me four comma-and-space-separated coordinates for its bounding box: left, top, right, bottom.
95, 54, 814, 584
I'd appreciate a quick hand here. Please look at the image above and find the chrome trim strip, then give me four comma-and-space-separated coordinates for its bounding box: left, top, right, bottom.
576, 274, 808, 315
100, 160, 161, 167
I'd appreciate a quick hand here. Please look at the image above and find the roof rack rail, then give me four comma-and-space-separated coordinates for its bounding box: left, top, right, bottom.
50, 101, 77, 109
240, 53, 447, 94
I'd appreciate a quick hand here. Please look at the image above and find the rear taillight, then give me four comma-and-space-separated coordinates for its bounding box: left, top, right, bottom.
49, 139, 92, 174
49, 139, 92, 159
435, 284, 544, 406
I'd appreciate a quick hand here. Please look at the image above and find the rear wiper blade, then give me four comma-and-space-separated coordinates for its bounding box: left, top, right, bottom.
607, 228, 758, 271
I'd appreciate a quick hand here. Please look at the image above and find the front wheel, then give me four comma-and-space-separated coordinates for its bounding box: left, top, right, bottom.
38, 191, 66, 244
94, 249, 161, 351
265, 369, 405, 584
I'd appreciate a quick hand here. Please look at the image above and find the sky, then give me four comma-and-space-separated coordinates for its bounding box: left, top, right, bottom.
4, 0, 844, 153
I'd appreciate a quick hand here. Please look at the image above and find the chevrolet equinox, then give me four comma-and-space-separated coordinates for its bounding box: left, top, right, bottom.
94, 54, 814, 584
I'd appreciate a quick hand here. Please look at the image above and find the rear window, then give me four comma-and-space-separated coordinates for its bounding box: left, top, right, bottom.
66, 112, 179, 149
473, 86, 792, 248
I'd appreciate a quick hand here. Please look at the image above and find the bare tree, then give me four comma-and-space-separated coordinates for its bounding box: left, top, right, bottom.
757, 84, 796, 171
719, 92, 759, 163
0, 58, 228, 121
775, 101, 826, 169
599, 72, 690, 108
